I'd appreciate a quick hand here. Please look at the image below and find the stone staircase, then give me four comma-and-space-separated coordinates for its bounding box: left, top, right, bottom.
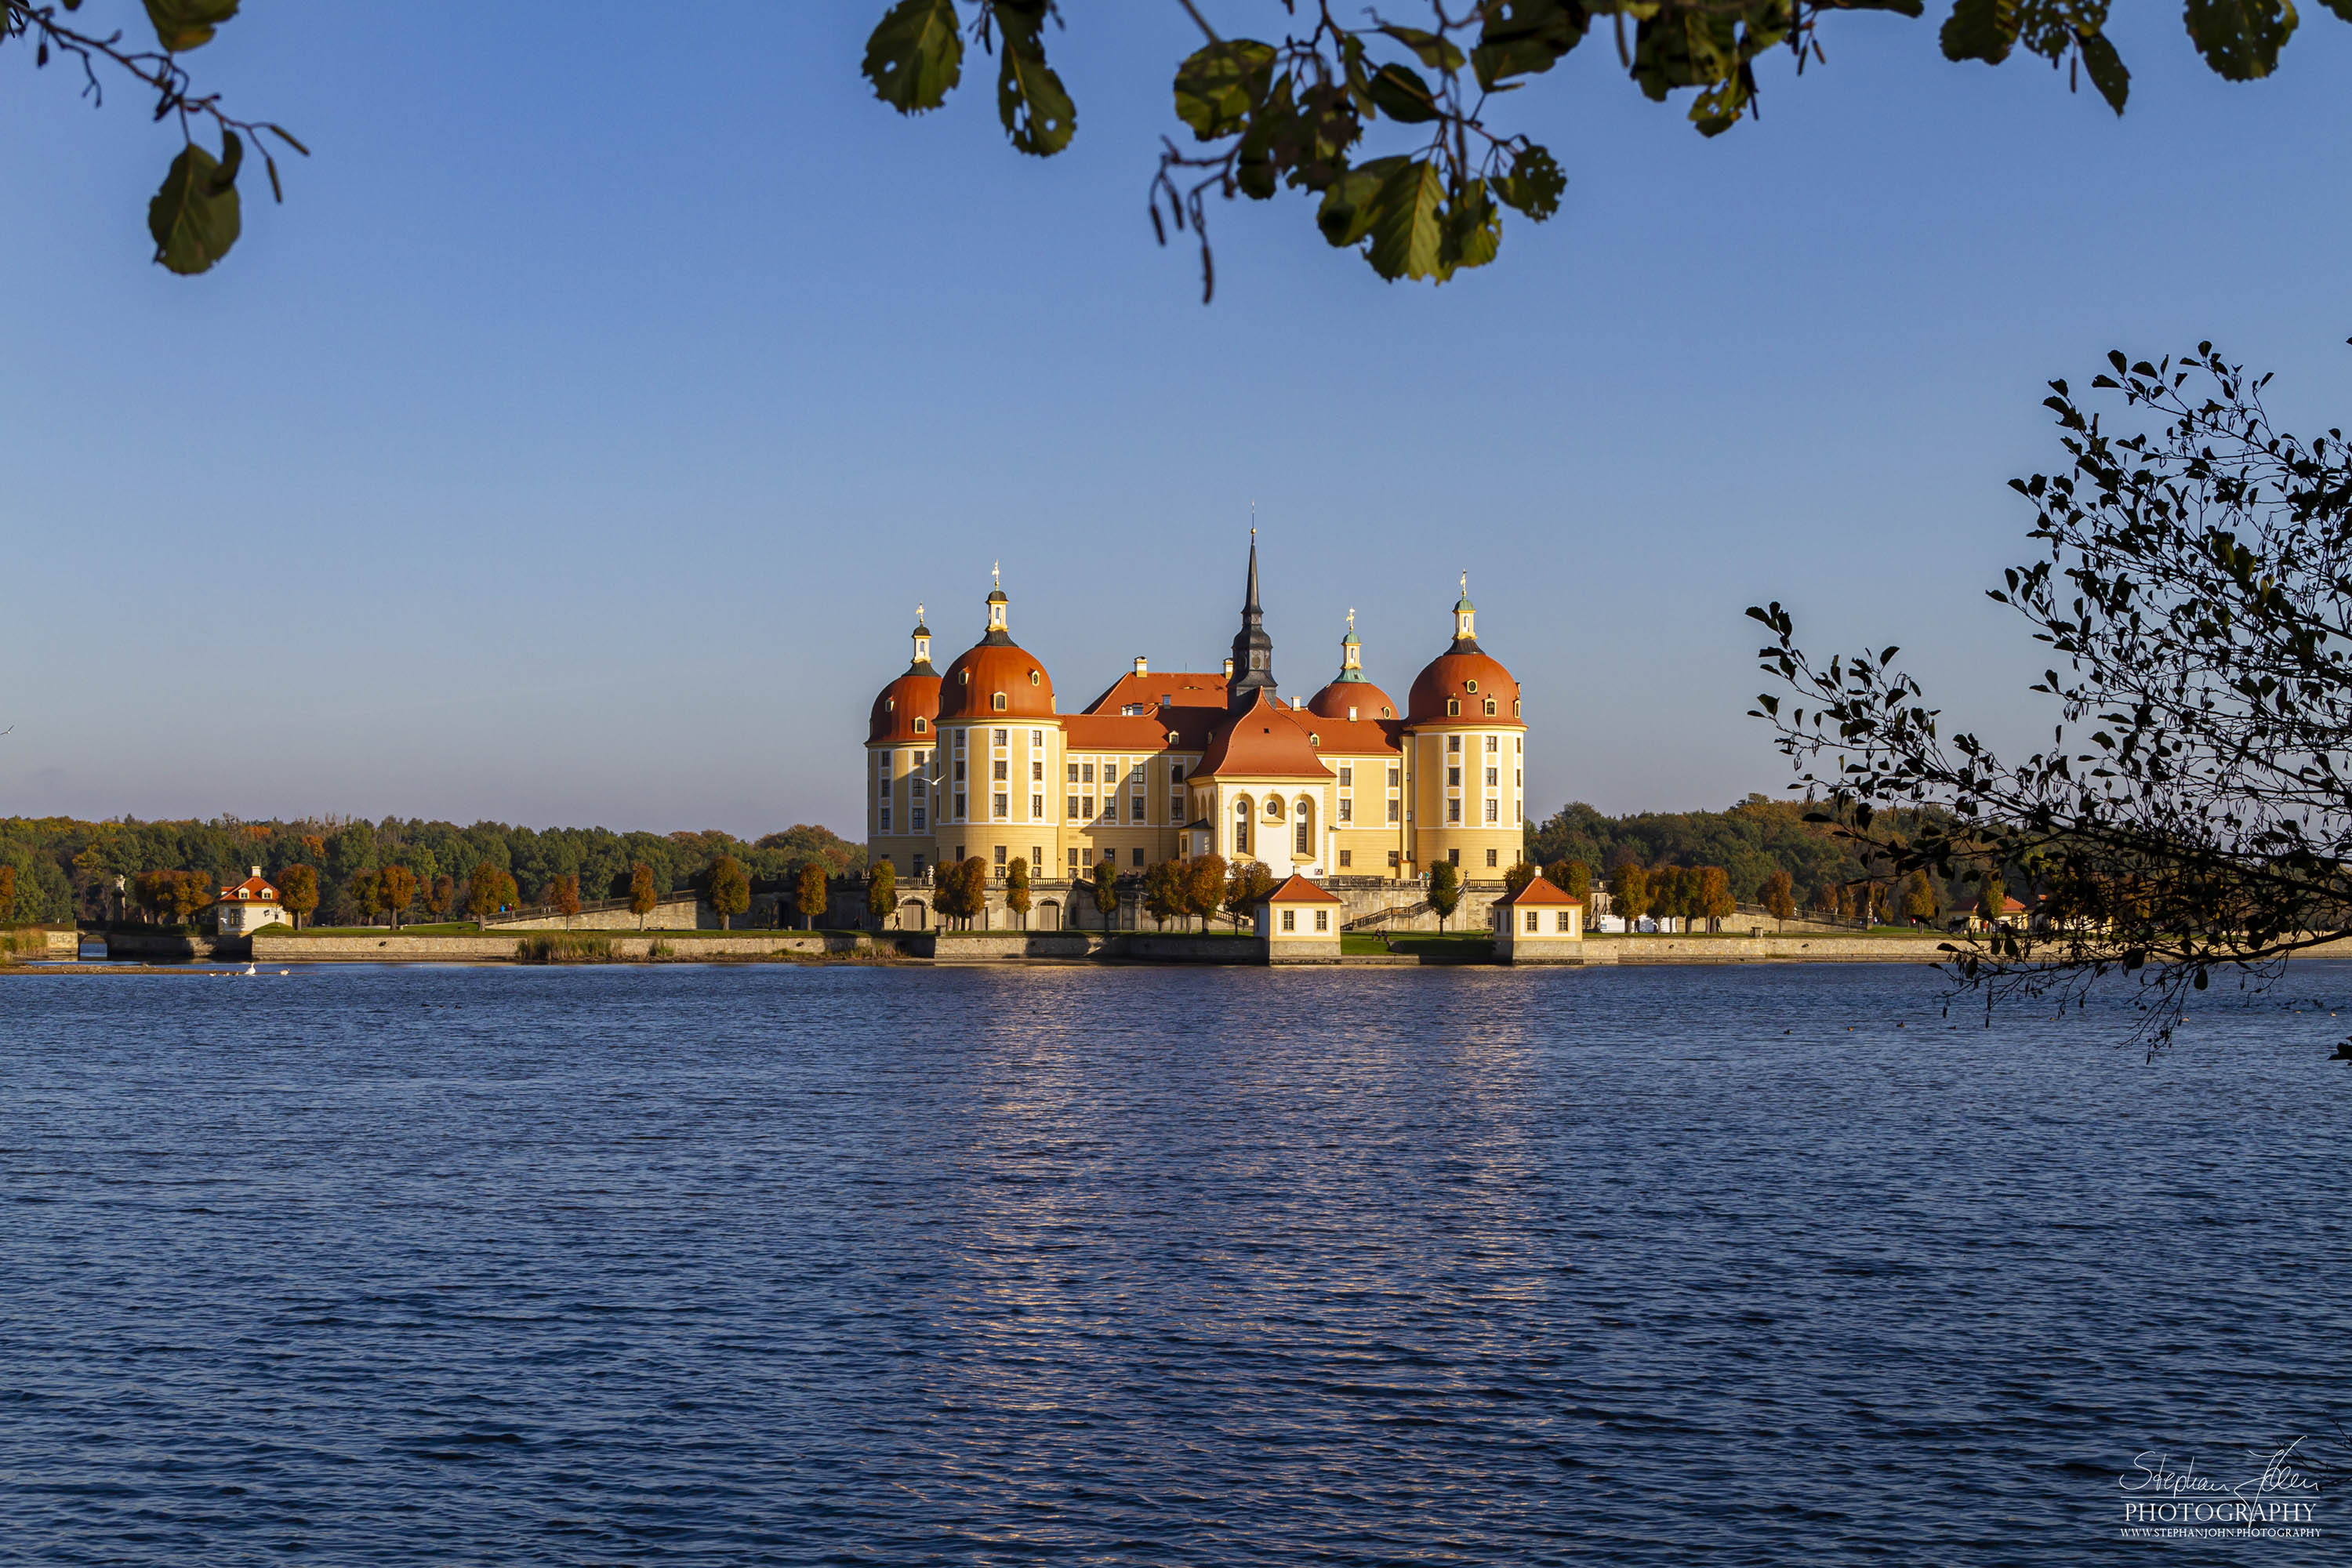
1343, 900, 1432, 932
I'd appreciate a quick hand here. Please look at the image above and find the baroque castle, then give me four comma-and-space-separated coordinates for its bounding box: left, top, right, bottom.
866, 539, 1527, 916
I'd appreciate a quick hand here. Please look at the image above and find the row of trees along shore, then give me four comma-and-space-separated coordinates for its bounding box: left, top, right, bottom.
0, 816, 862, 930
1526, 794, 2013, 928
903, 854, 1287, 933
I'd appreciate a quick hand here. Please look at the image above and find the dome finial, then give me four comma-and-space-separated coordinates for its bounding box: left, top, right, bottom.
992, 559, 1000, 589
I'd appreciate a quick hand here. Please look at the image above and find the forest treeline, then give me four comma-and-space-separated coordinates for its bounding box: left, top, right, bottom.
1526, 795, 1958, 914
0, 815, 863, 926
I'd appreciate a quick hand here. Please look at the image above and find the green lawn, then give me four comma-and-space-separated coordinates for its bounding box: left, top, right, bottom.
1342, 931, 1496, 956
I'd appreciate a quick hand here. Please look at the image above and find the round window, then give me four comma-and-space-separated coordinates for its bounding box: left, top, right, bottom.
1465, 679, 1478, 693
1265, 799, 1283, 819
1029, 670, 1040, 685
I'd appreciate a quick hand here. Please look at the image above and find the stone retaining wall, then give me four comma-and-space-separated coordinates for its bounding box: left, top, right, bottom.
1588, 933, 1952, 965
486, 897, 707, 931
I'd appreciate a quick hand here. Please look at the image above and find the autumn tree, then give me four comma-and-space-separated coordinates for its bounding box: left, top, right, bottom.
797, 862, 830, 930
1761, 868, 1796, 929
1503, 859, 1537, 898
1610, 860, 1647, 930
463, 861, 510, 925
379, 865, 418, 931
350, 869, 385, 927
1092, 857, 1121, 930
423, 873, 455, 923
1427, 859, 1461, 931
1004, 856, 1031, 928
1224, 860, 1275, 931
546, 873, 581, 926
1901, 868, 1939, 926
859, 2, 2333, 300
1812, 881, 1844, 921
628, 863, 659, 929
277, 864, 319, 930
1142, 859, 1181, 931
708, 856, 751, 931
866, 858, 896, 931
1184, 852, 1228, 933
0, 864, 14, 923
1693, 866, 1734, 933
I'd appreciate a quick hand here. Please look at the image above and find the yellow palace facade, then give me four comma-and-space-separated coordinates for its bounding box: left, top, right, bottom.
866, 541, 1528, 891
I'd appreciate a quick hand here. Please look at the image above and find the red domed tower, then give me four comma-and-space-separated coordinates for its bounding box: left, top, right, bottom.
1403, 575, 1526, 881
1304, 609, 1400, 723
867, 607, 944, 881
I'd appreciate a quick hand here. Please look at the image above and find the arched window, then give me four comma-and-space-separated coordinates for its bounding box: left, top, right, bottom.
993, 692, 1007, 712
1513, 699, 1521, 717
1446, 698, 1461, 717
1483, 698, 1497, 716
913, 717, 927, 733
1029, 670, 1040, 685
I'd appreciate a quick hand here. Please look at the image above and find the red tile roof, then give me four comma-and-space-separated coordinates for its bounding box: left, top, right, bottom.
1265, 873, 1341, 904
1195, 692, 1336, 782
1081, 670, 1231, 715
1499, 874, 1580, 907
213, 873, 279, 903
1294, 715, 1402, 756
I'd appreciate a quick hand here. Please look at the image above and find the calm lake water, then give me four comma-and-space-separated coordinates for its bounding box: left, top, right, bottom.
3, 962, 2348, 1565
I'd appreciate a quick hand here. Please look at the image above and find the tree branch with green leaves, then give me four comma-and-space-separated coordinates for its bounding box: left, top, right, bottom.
3, 0, 303, 274
1750, 341, 2352, 1058
863, 1, 2348, 299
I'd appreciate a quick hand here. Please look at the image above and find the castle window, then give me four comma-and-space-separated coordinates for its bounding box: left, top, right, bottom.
1068, 762, 1079, 782
1068, 795, 1079, 818
993, 693, 1007, 712
1250, 652, 1266, 670
886, 698, 895, 712
1029, 670, 1040, 685
955, 793, 967, 818
1386, 799, 1399, 822
1032, 794, 1044, 817
1447, 800, 1461, 823
1315, 909, 1329, 932
1446, 699, 1460, 717
1381, 706, 1393, 719
1281, 909, 1296, 932
1338, 766, 1352, 786
1170, 765, 1184, 784
1486, 735, 1499, 752
1448, 849, 1460, 866
1032, 760, 1044, 781
1308, 733, 1319, 746
993, 760, 1007, 781
1486, 848, 1498, 866
1069, 847, 1080, 873
1347, 706, 1358, 721
1514, 700, 1521, 717
960, 671, 970, 684
1484, 799, 1499, 823
1447, 767, 1460, 788
1465, 680, 1478, 694
1388, 766, 1399, 787
913, 808, 927, 830
953, 760, 966, 782
1338, 799, 1352, 822
1131, 795, 1145, 822
1526, 910, 1540, 932
993, 728, 1008, 747
913, 717, 927, 733
1294, 821, 1310, 856
1483, 699, 1497, 716
1266, 798, 1283, 819
995, 844, 1007, 867
1031, 729, 1043, 746
1485, 767, 1497, 787
1338, 849, 1352, 868
1131, 848, 1145, 867
880, 807, 892, 832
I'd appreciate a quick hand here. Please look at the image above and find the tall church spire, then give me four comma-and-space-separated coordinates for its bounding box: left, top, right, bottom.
1228, 528, 1276, 711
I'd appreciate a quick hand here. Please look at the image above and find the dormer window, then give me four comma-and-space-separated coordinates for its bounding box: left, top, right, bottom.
1446, 698, 1461, 717
1029, 670, 1040, 685
993, 692, 1007, 712
886, 698, 895, 712
1483, 698, 1497, 716
1308, 733, 1320, 747
913, 717, 927, 733
1347, 706, 1358, 721
1465, 679, 1478, 693
1381, 706, 1392, 719
960, 670, 971, 685
1513, 699, 1521, 717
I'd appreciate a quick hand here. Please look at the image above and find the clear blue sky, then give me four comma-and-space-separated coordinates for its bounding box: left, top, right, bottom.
4, 4, 2349, 840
